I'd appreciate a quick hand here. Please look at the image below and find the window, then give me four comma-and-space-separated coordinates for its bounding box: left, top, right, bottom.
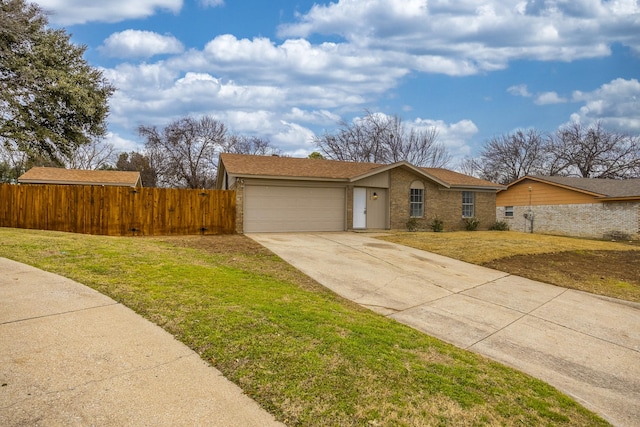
462, 191, 474, 218
410, 181, 424, 217
504, 206, 514, 217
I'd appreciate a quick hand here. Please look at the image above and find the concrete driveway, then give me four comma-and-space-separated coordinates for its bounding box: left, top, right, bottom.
249, 232, 640, 427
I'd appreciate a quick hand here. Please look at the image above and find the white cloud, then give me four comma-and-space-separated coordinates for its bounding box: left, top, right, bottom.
199, 0, 224, 6
101, 30, 184, 59
507, 84, 532, 97
569, 78, 640, 131
412, 118, 479, 160
282, 108, 341, 127
278, 0, 639, 75
272, 121, 317, 153
508, 86, 568, 105
201, 35, 408, 88
535, 91, 568, 105
48, 0, 635, 157
37, 0, 182, 25
104, 132, 141, 153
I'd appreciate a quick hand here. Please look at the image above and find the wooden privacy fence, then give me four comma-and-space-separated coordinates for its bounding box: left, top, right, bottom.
0, 184, 236, 236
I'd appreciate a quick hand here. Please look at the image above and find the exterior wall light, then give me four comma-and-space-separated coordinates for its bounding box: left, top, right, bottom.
372, 192, 378, 200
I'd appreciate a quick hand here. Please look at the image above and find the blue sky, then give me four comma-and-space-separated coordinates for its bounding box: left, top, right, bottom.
37, 0, 640, 166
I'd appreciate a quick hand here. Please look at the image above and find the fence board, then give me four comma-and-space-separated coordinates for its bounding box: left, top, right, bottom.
0, 184, 236, 236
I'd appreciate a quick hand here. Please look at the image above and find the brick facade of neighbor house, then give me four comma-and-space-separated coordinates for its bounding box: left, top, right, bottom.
497, 202, 640, 239
389, 168, 497, 231
497, 176, 640, 240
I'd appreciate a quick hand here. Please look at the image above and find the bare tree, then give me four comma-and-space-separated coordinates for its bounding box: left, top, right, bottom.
223, 135, 281, 156
64, 139, 117, 170
462, 129, 553, 184
549, 121, 640, 178
139, 116, 226, 189
314, 111, 451, 167
0, 142, 28, 182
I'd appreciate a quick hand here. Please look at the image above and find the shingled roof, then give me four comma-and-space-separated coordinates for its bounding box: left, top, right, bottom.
18, 167, 142, 187
219, 153, 503, 189
219, 153, 382, 180
511, 175, 640, 199
420, 167, 503, 189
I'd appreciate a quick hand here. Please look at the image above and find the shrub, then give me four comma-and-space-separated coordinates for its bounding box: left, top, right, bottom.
464, 217, 480, 231
406, 217, 419, 232
430, 217, 444, 232
489, 221, 510, 231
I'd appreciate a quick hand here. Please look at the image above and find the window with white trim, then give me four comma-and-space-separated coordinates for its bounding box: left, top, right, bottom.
504, 206, 514, 217
410, 181, 424, 217
462, 191, 475, 218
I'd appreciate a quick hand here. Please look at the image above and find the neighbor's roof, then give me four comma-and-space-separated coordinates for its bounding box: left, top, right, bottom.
18, 167, 142, 187
509, 175, 640, 199
219, 153, 503, 189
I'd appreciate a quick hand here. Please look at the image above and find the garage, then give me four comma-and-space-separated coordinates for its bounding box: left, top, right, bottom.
244, 185, 346, 232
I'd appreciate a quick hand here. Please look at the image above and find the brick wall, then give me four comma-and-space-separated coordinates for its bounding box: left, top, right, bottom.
390, 168, 497, 231
497, 202, 640, 239
231, 179, 244, 233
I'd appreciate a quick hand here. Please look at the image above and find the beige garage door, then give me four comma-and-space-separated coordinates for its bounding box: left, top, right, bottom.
244, 185, 345, 232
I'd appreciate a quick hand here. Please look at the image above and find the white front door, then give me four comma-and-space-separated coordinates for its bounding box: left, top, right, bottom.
353, 187, 367, 228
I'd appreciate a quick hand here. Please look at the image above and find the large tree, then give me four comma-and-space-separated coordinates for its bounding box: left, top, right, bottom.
116, 151, 157, 187
460, 129, 554, 185
139, 116, 227, 189
140, 115, 282, 188
549, 121, 640, 179
0, 0, 114, 165
461, 123, 640, 184
314, 111, 451, 167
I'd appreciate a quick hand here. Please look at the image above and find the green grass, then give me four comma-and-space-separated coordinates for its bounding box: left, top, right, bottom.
0, 228, 610, 426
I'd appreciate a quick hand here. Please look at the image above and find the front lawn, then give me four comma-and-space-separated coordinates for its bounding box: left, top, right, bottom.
0, 228, 610, 426
380, 231, 640, 303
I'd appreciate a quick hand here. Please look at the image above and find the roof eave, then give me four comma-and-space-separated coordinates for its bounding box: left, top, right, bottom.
350, 161, 452, 188
597, 196, 640, 202
450, 184, 506, 191
510, 176, 605, 197
228, 173, 349, 182
19, 179, 137, 186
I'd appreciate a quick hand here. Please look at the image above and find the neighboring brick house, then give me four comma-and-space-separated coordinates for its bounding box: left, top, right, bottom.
216, 153, 503, 233
18, 167, 143, 187
497, 175, 640, 240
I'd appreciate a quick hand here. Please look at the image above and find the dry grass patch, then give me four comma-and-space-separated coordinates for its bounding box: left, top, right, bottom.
380, 231, 639, 264
380, 231, 640, 302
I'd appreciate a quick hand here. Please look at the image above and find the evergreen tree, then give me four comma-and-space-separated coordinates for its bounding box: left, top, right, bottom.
0, 0, 114, 165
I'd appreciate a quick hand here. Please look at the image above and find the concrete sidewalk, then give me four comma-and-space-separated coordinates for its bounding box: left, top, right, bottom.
249, 232, 640, 427
0, 258, 284, 427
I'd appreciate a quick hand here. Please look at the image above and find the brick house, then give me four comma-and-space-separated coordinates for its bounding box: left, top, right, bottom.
216, 153, 503, 233
497, 175, 640, 240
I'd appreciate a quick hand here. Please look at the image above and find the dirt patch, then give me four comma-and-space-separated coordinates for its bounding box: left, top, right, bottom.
484, 250, 640, 302
155, 234, 270, 256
